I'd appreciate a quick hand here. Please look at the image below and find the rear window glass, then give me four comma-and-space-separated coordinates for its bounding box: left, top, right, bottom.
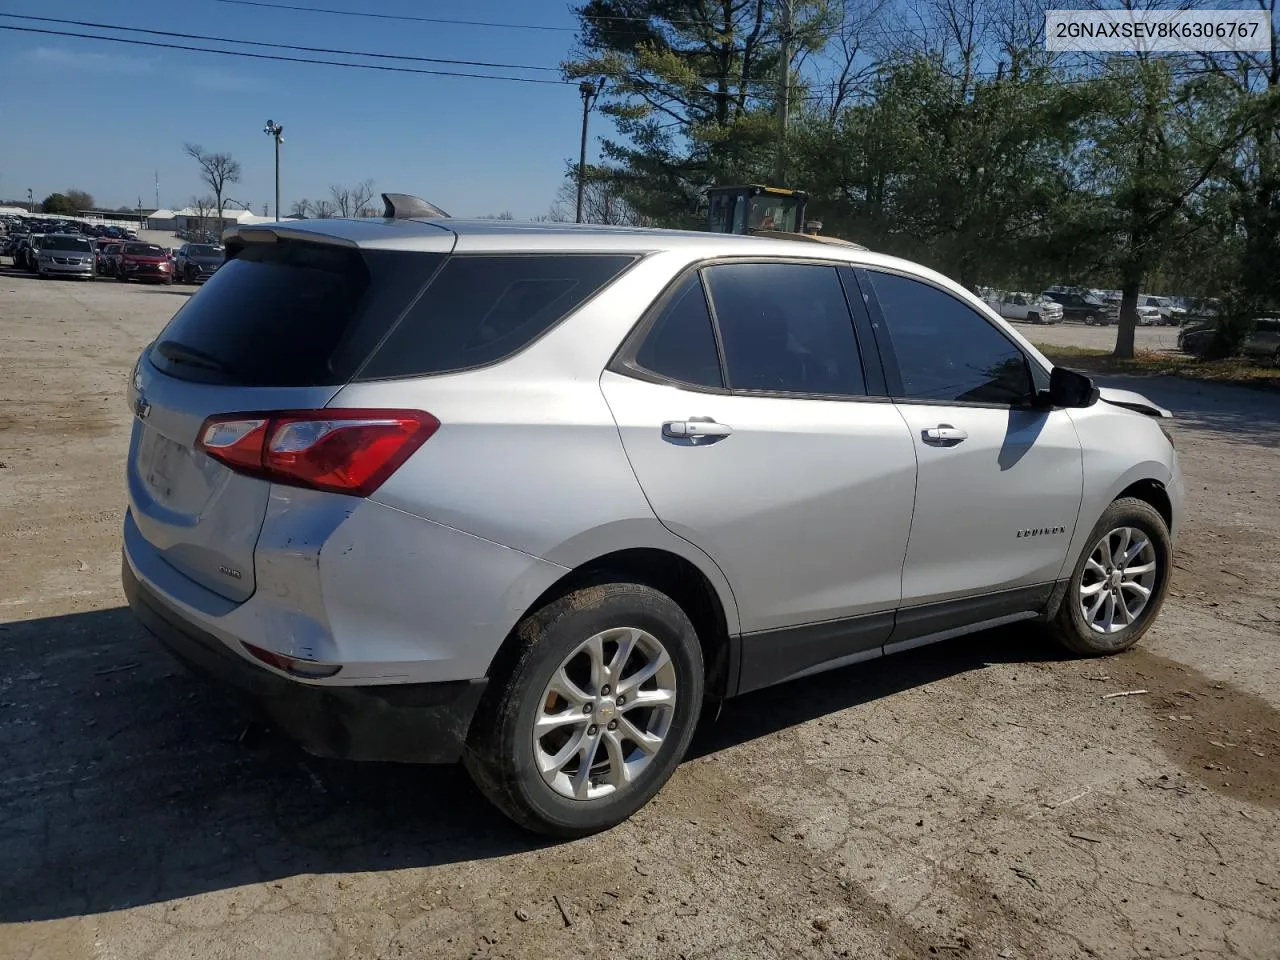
150, 242, 444, 387
358, 254, 637, 379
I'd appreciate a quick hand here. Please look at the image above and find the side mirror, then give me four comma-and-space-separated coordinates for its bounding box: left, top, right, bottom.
1044, 366, 1099, 408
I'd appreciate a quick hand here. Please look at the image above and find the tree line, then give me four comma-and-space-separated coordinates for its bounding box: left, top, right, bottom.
566, 0, 1280, 357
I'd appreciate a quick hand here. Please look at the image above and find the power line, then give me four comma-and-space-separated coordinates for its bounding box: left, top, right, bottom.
0, 24, 575, 84
0, 14, 563, 72
210, 0, 577, 32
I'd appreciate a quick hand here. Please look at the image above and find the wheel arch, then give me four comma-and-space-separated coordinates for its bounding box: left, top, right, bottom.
1047, 471, 1174, 621
487, 545, 740, 704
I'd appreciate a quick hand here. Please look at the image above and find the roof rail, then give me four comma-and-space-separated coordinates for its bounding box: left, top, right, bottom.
382, 193, 450, 220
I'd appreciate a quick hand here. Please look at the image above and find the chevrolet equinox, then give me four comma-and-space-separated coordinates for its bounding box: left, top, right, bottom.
123, 194, 1183, 836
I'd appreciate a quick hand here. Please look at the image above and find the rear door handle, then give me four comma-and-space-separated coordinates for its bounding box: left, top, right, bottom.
922, 424, 968, 446
663, 418, 733, 440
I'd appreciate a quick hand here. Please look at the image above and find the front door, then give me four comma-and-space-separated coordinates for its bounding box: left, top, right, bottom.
858, 268, 1084, 614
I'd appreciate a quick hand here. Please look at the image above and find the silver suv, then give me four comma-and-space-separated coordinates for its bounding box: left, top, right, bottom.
123, 195, 1183, 835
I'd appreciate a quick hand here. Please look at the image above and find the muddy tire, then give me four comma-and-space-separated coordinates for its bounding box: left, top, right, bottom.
1049, 497, 1172, 656
464, 582, 704, 837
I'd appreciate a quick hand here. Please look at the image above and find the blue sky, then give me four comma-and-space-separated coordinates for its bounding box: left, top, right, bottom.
0, 0, 595, 217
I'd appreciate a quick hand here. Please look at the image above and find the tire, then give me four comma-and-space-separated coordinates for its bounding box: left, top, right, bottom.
1028, 312, 1041, 325
1048, 497, 1172, 656
464, 581, 704, 837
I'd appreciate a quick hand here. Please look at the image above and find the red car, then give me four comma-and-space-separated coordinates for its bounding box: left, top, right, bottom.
115, 242, 174, 284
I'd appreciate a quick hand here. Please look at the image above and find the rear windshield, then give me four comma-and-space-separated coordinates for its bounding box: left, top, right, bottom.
357, 254, 637, 380
151, 241, 381, 386
125, 243, 165, 256
43, 236, 93, 252
151, 246, 635, 386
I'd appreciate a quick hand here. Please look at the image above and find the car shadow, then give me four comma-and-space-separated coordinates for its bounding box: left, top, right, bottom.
0, 604, 1060, 922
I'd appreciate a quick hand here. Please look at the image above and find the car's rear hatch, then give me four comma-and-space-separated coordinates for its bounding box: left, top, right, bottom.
127, 224, 454, 602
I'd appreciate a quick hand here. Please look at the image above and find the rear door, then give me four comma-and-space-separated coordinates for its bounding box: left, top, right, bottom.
127, 232, 450, 602
601, 260, 918, 688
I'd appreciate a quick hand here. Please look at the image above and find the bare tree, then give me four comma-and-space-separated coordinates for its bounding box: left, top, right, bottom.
813, 0, 894, 120
329, 179, 376, 218
549, 175, 648, 226
184, 143, 241, 227
289, 198, 313, 218
188, 195, 216, 237
312, 199, 337, 219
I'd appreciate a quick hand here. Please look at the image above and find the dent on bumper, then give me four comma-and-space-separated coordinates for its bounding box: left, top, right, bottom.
123, 557, 487, 763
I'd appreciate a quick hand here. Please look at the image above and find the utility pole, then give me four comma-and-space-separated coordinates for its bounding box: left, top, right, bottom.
27, 188, 33, 213
576, 79, 603, 223
137, 197, 143, 229
154, 170, 160, 211
775, 0, 793, 185
264, 120, 284, 221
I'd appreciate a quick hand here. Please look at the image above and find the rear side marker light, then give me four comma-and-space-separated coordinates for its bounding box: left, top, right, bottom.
242, 642, 343, 679
197, 408, 438, 497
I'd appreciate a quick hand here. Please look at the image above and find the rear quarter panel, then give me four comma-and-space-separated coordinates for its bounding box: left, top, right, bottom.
331, 249, 744, 635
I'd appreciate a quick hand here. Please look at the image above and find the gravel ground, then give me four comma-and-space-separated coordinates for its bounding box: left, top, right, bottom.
1009, 317, 1184, 354
2, 268, 1277, 960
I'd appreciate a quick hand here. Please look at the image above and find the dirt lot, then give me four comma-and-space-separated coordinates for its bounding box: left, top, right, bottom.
1010, 318, 1183, 354
2, 271, 1278, 960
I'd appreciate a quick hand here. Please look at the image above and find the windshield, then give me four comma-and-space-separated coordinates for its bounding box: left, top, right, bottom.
43, 235, 93, 252
746, 194, 802, 233
188, 244, 222, 257
124, 242, 165, 256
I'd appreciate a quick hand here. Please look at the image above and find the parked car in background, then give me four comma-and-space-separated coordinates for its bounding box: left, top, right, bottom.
2, 233, 27, 258
18, 234, 47, 272
1178, 322, 1216, 356
115, 242, 173, 283
122, 210, 1183, 836
987, 292, 1063, 324
1042, 290, 1112, 324
1140, 295, 1185, 326
35, 234, 96, 280
173, 243, 225, 284
97, 242, 124, 277
1241, 318, 1280, 363
1105, 297, 1162, 326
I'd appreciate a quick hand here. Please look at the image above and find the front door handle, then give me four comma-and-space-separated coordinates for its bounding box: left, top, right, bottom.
922, 423, 968, 446
663, 418, 733, 440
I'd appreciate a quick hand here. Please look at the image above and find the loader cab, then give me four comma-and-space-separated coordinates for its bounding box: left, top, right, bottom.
707, 185, 808, 236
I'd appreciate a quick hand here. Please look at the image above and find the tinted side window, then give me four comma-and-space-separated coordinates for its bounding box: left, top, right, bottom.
867, 271, 1033, 405
633, 274, 723, 389
703, 262, 865, 396
361, 255, 636, 379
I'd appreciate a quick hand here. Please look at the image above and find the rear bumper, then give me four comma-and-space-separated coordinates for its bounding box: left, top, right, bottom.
123, 557, 486, 763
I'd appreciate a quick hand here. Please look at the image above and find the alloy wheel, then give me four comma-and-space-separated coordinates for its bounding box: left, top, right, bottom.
1079, 526, 1159, 634
533, 626, 677, 801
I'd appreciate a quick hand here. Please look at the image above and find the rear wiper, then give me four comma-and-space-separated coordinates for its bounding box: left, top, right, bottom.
154, 340, 231, 374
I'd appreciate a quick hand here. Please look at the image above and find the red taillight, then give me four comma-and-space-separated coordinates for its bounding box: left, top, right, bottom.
241, 642, 342, 678
196, 409, 438, 497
